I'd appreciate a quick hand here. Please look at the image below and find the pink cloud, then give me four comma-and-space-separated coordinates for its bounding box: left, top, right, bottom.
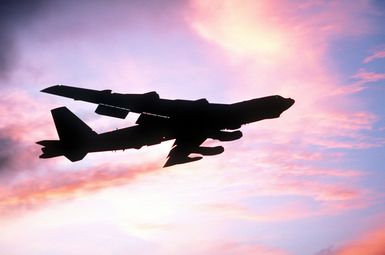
338, 68, 385, 94
363, 47, 385, 63
0, 88, 166, 216
188, 156, 369, 223
204, 141, 373, 219
195, 169, 372, 222
352, 68, 385, 83
0, 88, 58, 178
255, 180, 367, 212
201, 201, 317, 222
206, 241, 289, 255
0, 0, 381, 230
334, 223, 385, 255
188, 0, 374, 58
249, 110, 382, 149
0, 3, 383, 255
0, 161, 161, 217
187, 0, 381, 154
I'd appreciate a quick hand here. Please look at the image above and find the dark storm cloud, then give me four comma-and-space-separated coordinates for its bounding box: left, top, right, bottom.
0, 0, 50, 80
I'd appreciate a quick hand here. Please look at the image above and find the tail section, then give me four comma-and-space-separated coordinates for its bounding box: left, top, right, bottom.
37, 140, 63, 158
37, 107, 97, 161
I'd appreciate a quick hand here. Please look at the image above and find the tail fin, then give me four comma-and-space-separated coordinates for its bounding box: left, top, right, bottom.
37, 107, 97, 161
52, 107, 96, 142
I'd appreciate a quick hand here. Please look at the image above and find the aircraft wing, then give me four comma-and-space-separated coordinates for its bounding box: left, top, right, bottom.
163, 135, 206, 167
41, 85, 166, 119
42, 85, 213, 120
163, 135, 225, 167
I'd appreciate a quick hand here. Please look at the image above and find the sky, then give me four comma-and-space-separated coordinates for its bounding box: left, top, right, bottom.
0, 0, 385, 254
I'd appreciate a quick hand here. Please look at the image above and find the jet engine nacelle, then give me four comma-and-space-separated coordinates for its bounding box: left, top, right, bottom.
95, 104, 130, 119
193, 146, 224, 156
210, 130, 243, 141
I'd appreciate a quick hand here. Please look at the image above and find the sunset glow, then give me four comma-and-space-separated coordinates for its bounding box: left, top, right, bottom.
1, 1, 385, 254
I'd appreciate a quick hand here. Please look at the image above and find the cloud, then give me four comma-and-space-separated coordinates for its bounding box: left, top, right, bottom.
0, 138, 14, 172
0, 88, 54, 178
21, 0, 188, 44
363, 47, 385, 63
199, 140, 373, 220
0, 161, 161, 217
0, 2, 382, 255
200, 178, 369, 222
188, 0, 374, 58
338, 68, 385, 94
352, 68, 385, 83
317, 222, 385, 255
0, 0, 50, 81
187, 0, 381, 151
0, 0, 381, 233
314, 246, 335, 255
204, 241, 289, 255
200, 201, 317, 222
0, 134, 35, 178
334, 225, 385, 255
0, 88, 165, 215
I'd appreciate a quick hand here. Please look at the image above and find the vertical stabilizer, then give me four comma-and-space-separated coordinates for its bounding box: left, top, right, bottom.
52, 107, 96, 142
37, 107, 96, 161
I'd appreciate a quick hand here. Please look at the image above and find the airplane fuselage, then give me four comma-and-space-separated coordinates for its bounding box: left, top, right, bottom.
80, 95, 294, 153
38, 85, 295, 167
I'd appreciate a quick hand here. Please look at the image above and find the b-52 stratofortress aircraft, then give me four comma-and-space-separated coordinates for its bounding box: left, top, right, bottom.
37, 85, 295, 167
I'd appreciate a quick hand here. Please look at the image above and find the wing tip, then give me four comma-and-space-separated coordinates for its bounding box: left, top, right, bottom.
41, 85, 62, 94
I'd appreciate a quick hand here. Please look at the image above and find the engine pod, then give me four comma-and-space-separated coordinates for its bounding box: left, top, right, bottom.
95, 104, 129, 119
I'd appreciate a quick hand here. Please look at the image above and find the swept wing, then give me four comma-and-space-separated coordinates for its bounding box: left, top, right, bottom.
164, 135, 224, 167
41, 85, 211, 120
42, 85, 167, 118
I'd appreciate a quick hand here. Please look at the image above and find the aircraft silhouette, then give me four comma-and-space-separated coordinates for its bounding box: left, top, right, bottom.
37, 85, 295, 167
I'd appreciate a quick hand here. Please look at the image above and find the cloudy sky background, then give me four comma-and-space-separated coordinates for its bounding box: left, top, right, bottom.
1, 0, 385, 254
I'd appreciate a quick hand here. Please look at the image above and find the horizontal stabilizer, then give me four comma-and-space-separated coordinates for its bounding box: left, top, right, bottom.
36, 140, 63, 158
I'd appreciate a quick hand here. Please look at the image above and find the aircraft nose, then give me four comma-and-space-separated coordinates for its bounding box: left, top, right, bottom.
285, 98, 295, 109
